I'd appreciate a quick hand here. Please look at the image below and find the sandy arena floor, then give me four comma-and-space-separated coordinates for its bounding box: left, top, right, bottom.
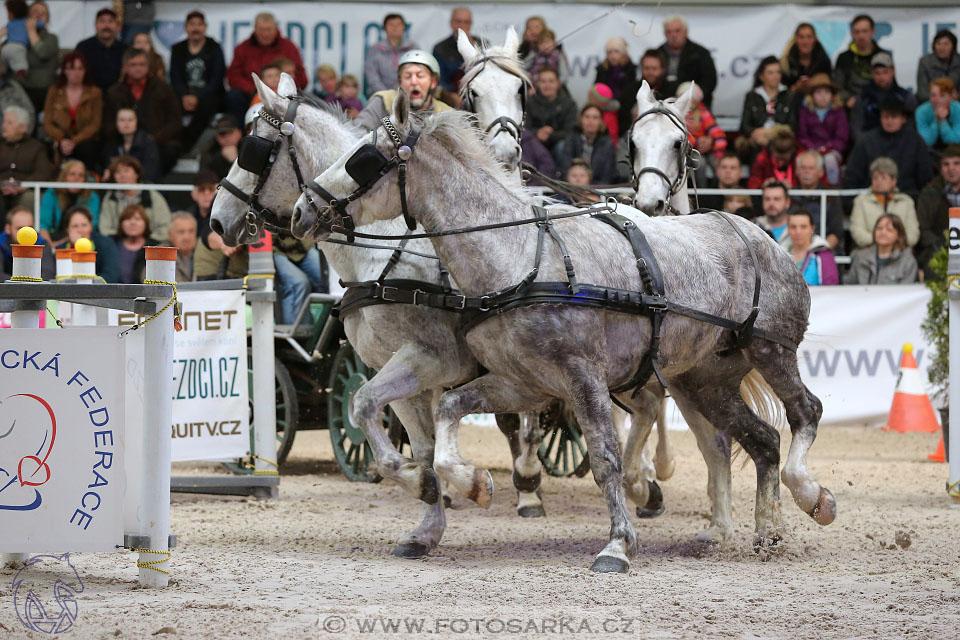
2, 425, 958, 639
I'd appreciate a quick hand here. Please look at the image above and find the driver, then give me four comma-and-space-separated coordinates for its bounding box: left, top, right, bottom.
355, 50, 452, 131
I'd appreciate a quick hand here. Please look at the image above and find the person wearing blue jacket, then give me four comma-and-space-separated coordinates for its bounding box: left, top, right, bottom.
915, 77, 960, 149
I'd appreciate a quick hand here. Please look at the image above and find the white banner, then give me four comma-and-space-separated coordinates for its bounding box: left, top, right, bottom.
0, 328, 125, 552
43, 2, 960, 121
112, 290, 250, 462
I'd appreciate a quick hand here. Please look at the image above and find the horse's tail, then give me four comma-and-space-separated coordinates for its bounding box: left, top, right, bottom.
733, 368, 786, 463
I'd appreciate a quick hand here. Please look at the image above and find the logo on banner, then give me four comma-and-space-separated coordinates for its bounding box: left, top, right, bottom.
12, 552, 84, 634
0, 393, 57, 511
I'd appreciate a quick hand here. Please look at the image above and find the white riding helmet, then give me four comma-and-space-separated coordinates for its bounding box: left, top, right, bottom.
397, 50, 440, 77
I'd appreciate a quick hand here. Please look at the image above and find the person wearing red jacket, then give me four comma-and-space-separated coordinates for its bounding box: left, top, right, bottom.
225, 12, 307, 122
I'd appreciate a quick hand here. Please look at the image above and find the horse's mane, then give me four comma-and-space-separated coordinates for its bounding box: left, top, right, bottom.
459, 43, 532, 101
417, 110, 537, 203
292, 90, 365, 136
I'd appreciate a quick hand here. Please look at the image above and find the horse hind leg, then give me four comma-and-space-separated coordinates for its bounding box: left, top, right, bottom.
617, 383, 667, 518
495, 413, 546, 518
748, 343, 836, 526
653, 398, 676, 481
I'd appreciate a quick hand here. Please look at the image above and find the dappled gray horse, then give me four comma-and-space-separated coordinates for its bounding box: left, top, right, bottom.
291, 97, 836, 573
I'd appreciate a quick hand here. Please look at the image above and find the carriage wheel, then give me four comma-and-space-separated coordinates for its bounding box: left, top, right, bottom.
537, 402, 591, 478
327, 342, 390, 483
222, 355, 299, 475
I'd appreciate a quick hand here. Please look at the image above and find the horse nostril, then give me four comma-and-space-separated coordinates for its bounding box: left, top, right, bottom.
292, 207, 302, 226
210, 218, 224, 236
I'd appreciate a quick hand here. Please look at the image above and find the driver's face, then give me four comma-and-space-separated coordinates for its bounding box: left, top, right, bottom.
399, 64, 435, 108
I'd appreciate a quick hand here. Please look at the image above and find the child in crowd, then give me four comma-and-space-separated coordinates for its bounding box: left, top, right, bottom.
131, 31, 166, 80
586, 83, 620, 142
333, 74, 363, 118
525, 29, 569, 87
796, 73, 848, 186
676, 81, 727, 184
314, 64, 338, 102
1, 0, 32, 77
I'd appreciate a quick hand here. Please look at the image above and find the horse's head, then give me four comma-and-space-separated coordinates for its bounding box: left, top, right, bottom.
629, 80, 697, 215
458, 27, 529, 174
292, 90, 421, 240
210, 73, 362, 246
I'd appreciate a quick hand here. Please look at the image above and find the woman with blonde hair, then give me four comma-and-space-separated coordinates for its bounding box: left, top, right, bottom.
779, 22, 831, 93
38, 159, 100, 244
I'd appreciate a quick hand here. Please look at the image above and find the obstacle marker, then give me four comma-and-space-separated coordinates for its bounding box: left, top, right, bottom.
885, 343, 940, 434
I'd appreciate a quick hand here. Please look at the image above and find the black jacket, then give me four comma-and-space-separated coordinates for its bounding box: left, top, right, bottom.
557, 131, 617, 185
524, 91, 578, 150
75, 36, 126, 92
657, 39, 718, 108
915, 175, 953, 277
740, 88, 795, 135
833, 42, 890, 103
843, 126, 933, 197
782, 42, 832, 89
103, 76, 183, 149
100, 130, 162, 184
169, 38, 226, 102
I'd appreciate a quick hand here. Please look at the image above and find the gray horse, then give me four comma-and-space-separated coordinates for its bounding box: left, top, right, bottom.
291, 94, 837, 573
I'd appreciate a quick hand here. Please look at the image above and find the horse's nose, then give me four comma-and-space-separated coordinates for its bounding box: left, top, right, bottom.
653, 199, 666, 215
291, 205, 304, 229
210, 217, 225, 236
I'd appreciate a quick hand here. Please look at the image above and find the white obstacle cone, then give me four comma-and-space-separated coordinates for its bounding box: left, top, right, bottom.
71, 238, 100, 326
55, 248, 74, 326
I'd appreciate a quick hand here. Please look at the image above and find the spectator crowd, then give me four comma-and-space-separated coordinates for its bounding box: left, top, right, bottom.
2, 5, 959, 304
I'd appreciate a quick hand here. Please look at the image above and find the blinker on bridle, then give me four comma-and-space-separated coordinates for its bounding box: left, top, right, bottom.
628, 101, 702, 212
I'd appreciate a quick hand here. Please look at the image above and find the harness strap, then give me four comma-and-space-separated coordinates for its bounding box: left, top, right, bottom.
438, 261, 453, 292
376, 231, 412, 282
536, 206, 579, 294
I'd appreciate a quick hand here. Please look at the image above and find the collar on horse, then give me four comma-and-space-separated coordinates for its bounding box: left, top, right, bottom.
628, 101, 702, 214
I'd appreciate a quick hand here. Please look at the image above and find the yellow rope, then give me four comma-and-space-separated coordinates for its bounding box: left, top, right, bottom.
55, 274, 107, 283
118, 280, 181, 337
949, 479, 960, 500
132, 548, 171, 575
8, 275, 63, 328
251, 454, 279, 476
243, 273, 275, 289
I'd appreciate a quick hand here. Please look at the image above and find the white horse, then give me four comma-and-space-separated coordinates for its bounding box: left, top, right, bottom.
291, 96, 837, 572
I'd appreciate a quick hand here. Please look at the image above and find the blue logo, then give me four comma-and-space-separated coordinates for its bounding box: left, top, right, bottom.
12, 553, 84, 634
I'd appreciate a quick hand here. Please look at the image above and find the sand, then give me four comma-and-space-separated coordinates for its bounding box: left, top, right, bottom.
2, 425, 958, 639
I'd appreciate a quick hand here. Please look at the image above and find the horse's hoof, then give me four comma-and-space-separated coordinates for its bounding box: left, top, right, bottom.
392, 542, 431, 559
468, 468, 495, 509
518, 504, 546, 518
636, 480, 665, 518
420, 469, 441, 505
752, 532, 783, 552
511, 469, 541, 493
807, 487, 837, 526
590, 555, 629, 573
693, 528, 724, 545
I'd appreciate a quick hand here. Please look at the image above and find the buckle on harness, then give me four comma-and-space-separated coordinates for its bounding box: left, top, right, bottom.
412, 289, 425, 306
379, 285, 400, 302
451, 295, 467, 310
478, 296, 491, 312
646, 295, 667, 313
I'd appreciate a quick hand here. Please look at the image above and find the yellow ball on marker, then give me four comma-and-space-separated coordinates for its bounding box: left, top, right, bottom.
16, 225, 37, 246
74, 237, 93, 253
902, 342, 913, 355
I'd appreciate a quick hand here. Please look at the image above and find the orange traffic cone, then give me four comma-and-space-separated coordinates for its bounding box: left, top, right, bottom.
928, 435, 946, 462
885, 343, 940, 433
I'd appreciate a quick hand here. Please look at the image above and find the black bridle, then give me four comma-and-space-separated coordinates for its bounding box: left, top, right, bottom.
461, 55, 530, 151
627, 102, 702, 213
302, 117, 421, 239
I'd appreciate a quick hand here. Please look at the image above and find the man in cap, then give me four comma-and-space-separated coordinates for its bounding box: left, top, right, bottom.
170, 9, 226, 149
355, 50, 452, 131
854, 52, 916, 135
200, 115, 242, 179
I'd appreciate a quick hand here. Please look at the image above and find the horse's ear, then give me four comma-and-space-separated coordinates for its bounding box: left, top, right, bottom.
635, 80, 653, 107
277, 72, 297, 98
457, 29, 479, 64
393, 89, 411, 132
674, 81, 695, 116
253, 73, 275, 106
504, 26, 520, 54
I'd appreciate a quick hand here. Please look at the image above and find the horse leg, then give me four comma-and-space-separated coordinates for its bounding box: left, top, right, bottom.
747, 342, 836, 527
617, 383, 666, 518
653, 398, 676, 481
351, 344, 442, 505
670, 390, 735, 544
495, 413, 546, 518
387, 395, 446, 559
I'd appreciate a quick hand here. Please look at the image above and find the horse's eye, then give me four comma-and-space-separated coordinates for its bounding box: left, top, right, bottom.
673, 139, 683, 150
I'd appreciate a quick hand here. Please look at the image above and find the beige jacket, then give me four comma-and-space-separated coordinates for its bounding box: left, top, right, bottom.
849, 191, 919, 249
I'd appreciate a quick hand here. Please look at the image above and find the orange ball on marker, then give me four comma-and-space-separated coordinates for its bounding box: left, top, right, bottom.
74, 237, 93, 253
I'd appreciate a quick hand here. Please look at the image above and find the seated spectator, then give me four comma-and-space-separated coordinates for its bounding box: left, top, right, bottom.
39, 160, 101, 244
170, 10, 227, 149
62, 205, 119, 282
433, 7, 486, 93
100, 107, 161, 183
780, 23, 831, 94
314, 64, 338, 101
518, 16, 546, 59
187, 169, 217, 241
845, 214, 918, 284
168, 211, 196, 283
524, 29, 569, 87
0, 105, 52, 209
1, 206, 54, 280
113, 204, 149, 284
0, 63, 34, 133
364, 13, 417, 97
915, 77, 960, 149
850, 157, 919, 248
755, 181, 792, 241
524, 67, 577, 157
917, 29, 960, 103
677, 81, 726, 167
916, 146, 960, 278
194, 229, 247, 281
563, 159, 602, 204
520, 129, 555, 184
103, 47, 182, 175
855, 53, 917, 136
585, 83, 620, 142
248, 61, 283, 107
332, 75, 364, 118
21, 1, 59, 113
594, 37, 635, 108
657, 15, 717, 108
618, 50, 668, 134
1, 0, 32, 79
131, 32, 166, 80
74, 8, 124, 92
274, 233, 327, 324
199, 115, 241, 179
225, 12, 307, 121
844, 99, 932, 197
355, 51, 451, 131
796, 74, 848, 185
790, 150, 843, 251
781, 209, 839, 285
557, 104, 616, 185
43, 52, 102, 168
98, 155, 171, 242
700, 152, 753, 217
738, 56, 794, 163
748, 126, 799, 189
832, 14, 889, 109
